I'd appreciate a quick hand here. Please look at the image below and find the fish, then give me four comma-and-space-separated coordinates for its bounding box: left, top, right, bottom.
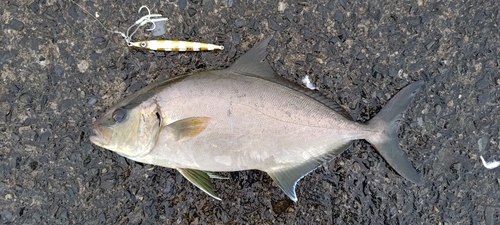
90, 37, 424, 201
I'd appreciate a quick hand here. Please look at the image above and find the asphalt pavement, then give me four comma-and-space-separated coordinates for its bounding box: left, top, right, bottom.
1, 0, 499, 224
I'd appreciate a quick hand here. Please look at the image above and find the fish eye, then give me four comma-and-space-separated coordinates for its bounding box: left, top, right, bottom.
140, 42, 147, 48
112, 109, 128, 123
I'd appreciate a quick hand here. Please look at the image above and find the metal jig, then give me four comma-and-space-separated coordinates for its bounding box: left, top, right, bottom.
123, 6, 224, 52
128, 40, 224, 51
69, 2, 224, 52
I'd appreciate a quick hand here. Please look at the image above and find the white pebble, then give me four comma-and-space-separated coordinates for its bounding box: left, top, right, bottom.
480, 156, 500, 169
301, 75, 317, 90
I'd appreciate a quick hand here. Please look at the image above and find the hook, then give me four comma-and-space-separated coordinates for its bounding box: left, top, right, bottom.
122, 6, 168, 44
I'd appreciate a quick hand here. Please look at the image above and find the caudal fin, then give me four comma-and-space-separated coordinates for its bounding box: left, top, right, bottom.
366, 81, 424, 184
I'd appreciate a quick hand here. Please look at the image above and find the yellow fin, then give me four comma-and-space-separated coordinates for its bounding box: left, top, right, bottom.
177, 168, 221, 200
167, 117, 211, 141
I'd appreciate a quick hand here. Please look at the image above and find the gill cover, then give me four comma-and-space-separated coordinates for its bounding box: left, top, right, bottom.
94, 100, 163, 158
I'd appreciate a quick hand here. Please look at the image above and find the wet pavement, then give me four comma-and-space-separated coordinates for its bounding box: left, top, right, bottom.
1, 0, 499, 224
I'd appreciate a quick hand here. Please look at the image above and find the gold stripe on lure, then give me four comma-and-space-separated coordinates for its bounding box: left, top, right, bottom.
129, 40, 225, 52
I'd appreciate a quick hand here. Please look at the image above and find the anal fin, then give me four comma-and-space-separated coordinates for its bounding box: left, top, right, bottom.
177, 168, 221, 201
266, 142, 352, 202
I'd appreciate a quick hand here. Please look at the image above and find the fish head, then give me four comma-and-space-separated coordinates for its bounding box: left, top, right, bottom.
90, 99, 162, 158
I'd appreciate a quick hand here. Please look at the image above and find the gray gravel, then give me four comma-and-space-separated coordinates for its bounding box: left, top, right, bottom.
1, 0, 499, 224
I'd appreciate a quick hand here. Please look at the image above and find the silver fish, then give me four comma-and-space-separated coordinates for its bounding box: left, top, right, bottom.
90, 37, 423, 201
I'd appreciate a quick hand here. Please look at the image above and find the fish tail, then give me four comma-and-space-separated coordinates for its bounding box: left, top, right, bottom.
365, 81, 424, 184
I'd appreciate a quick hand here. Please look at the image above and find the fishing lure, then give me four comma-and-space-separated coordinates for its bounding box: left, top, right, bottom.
70, 2, 224, 52
123, 6, 224, 52
128, 40, 224, 51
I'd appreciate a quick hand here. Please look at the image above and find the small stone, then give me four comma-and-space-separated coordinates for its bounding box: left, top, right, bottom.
478, 136, 489, 152
338, 0, 347, 8
484, 206, 498, 225
312, 41, 320, 52
329, 36, 341, 43
98, 212, 106, 222
187, 7, 197, 17
7, 84, 20, 94
425, 41, 435, 50
323, 75, 334, 88
268, 18, 282, 31
435, 104, 441, 114
388, 67, 399, 77
1, 102, 11, 115
11, 133, 20, 141
284, 9, 294, 22
8, 19, 24, 31
232, 32, 241, 45
477, 92, 491, 105
40, 95, 47, 109
278, 2, 286, 12
1, 209, 13, 220
334, 10, 344, 23
19, 126, 37, 142
87, 97, 97, 106
338, 29, 347, 42
29, 1, 40, 14
129, 82, 144, 93
417, 117, 423, 126
77, 60, 89, 73
53, 64, 64, 76
19, 93, 33, 104
93, 37, 106, 46
58, 99, 76, 113
118, 72, 128, 80
39, 131, 50, 144
178, 0, 188, 10
475, 77, 488, 89
234, 19, 246, 28
356, 53, 366, 60
306, 53, 314, 63
295, 61, 305, 66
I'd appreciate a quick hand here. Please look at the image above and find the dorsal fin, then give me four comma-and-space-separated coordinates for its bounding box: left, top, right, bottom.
229, 36, 274, 79
229, 36, 352, 120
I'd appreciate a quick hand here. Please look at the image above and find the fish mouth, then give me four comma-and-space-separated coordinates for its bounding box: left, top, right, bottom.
89, 127, 108, 147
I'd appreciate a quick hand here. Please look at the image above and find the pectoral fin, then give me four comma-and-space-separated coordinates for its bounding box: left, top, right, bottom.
177, 168, 221, 201
167, 117, 211, 141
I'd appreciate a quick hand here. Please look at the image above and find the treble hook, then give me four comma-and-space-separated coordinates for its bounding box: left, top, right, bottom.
137, 6, 155, 31
138, 5, 151, 15
123, 6, 168, 45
